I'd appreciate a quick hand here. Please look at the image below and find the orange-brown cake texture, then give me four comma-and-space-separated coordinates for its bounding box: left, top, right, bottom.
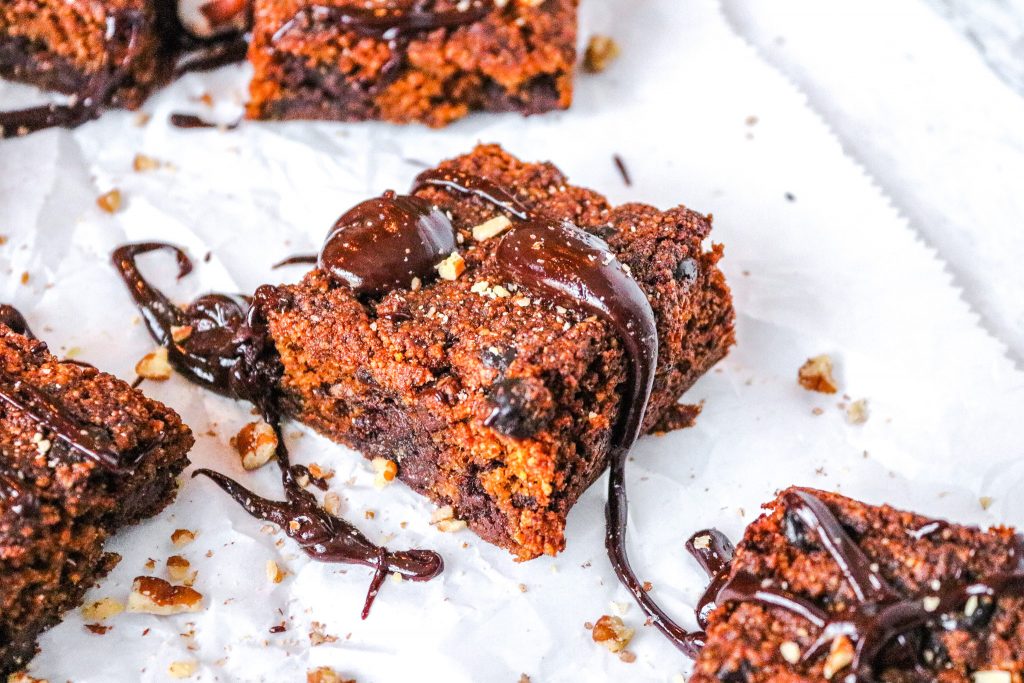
692, 488, 1024, 682
0, 324, 193, 675
0, 0, 168, 110
246, 0, 578, 126
265, 144, 735, 560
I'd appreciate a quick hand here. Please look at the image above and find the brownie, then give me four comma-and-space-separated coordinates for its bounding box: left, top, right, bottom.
691, 487, 1024, 682
0, 323, 193, 676
246, 0, 577, 126
264, 144, 735, 559
0, 0, 170, 113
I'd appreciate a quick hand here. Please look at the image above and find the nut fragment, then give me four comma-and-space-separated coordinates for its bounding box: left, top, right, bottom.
584, 35, 621, 73
133, 153, 162, 172
234, 420, 278, 470
168, 660, 198, 679
171, 529, 196, 547
309, 621, 338, 646
435, 252, 466, 281
266, 559, 287, 584
307, 667, 354, 683
822, 636, 855, 679
472, 215, 512, 241
845, 398, 869, 424
96, 189, 122, 214
81, 597, 124, 622
591, 614, 634, 653
972, 672, 1012, 683
135, 347, 172, 380
779, 640, 801, 664
127, 576, 203, 614
798, 355, 839, 394
430, 505, 467, 532
171, 325, 193, 343
372, 457, 398, 489
323, 492, 341, 516
167, 555, 196, 585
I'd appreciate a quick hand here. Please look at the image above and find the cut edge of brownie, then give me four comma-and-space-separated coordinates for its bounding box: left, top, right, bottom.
245, 0, 577, 126
0, 324, 193, 676
267, 143, 735, 560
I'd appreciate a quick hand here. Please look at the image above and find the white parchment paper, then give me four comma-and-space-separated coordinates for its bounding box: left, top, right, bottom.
1, 1, 1023, 681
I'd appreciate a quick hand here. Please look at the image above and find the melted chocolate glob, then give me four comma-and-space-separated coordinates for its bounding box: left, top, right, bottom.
112, 241, 443, 617
689, 490, 1024, 679
319, 191, 456, 296
0, 305, 34, 339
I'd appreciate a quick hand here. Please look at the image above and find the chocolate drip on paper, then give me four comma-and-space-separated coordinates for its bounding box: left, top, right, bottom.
111, 241, 443, 617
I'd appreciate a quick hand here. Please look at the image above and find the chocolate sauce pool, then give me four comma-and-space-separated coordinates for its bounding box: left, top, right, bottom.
111, 243, 443, 617
689, 490, 1024, 679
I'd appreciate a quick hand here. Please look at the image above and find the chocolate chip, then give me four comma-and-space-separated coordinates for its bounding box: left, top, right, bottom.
511, 493, 538, 510
717, 661, 753, 682
483, 378, 551, 439
481, 346, 517, 371
674, 258, 698, 283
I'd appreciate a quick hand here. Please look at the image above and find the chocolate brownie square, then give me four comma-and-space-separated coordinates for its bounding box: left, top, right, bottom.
246, 0, 578, 126
691, 487, 1024, 682
0, 322, 192, 675
263, 144, 735, 559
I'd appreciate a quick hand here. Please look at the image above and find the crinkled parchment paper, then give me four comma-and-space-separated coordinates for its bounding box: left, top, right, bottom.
1, 1, 1022, 681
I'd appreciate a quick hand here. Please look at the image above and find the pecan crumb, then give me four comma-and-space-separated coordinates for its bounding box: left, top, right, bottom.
96, 189, 122, 214
591, 615, 634, 653
430, 505, 467, 532
371, 457, 398, 489
133, 153, 162, 172
309, 621, 339, 646
167, 555, 196, 585
823, 636, 854, 679
266, 559, 287, 584
307, 667, 355, 683
81, 597, 124, 621
584, 35, 621, 73
171, 529, 196, 547
798, 355, 839, 394
234, 420, 278, 470
845, 398, 869, 424
127, 576, 203, 614
435, 252, 466, 281
135, 347, 172, 380
168, 660, 198, 678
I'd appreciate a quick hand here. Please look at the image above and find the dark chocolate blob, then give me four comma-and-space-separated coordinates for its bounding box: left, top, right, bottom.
690, 490, 1024, 678
318, 191, 456, 296
112, 241, 443, 617
0, 305, 34, 339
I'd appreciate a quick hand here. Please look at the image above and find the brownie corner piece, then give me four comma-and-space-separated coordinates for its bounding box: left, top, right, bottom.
0, 324, 192, 676
0, 0, 168, 111
265, 144, 735, 560
245, 0, 578, 126
692, 486, 1024, 682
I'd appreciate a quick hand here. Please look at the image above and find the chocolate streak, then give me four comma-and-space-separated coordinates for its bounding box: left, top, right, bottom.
0, 10, 146, 138
0, 305, 124, 472
111, 242, 443, 618
691, 490, 1024, 679
409, 170, 684, 652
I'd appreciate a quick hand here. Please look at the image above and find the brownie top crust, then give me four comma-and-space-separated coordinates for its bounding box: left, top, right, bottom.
0, 324, 192, 525
692, 487, 1024, 682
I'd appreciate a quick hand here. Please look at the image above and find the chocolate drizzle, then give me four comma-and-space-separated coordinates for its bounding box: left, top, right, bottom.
689, 490, 1024, 679
271, 1, 494, 44
0, 305, 125, 471
111, 241, 443, 617
0, 10, 146, 138
408, 168, 688, 651
318, 191, 456, 296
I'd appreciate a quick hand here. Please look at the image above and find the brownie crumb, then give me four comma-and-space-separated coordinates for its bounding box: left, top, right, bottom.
653, 402, 703, 434
584, 35, 621, 73
798, 354, 839, 394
